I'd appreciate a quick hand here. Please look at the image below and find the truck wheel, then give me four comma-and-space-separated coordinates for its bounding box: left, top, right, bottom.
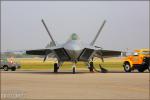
138, 68, 145, 72
123, 63, 131, 72
11, 67, 16, 71
3, 65, 9, 71
138, 67, 146, 72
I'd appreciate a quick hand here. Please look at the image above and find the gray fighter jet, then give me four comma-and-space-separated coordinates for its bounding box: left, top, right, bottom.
26, 19, 121, 73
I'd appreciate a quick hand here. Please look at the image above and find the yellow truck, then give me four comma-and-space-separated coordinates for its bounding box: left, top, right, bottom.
123, 49, 150, 72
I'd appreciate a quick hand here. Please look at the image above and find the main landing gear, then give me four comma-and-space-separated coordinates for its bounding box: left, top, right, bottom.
89, 62, 94, 72
53, 62, 63, 73
54, 63, 59, 73
88, 62, 108, 73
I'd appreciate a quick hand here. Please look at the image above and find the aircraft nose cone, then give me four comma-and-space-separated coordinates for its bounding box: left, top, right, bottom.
68, 44, 82, 51
64, 40, 83, 59
64, 40, 83, 51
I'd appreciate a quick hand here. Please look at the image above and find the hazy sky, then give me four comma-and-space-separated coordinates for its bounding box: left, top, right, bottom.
1, 1, 149, 52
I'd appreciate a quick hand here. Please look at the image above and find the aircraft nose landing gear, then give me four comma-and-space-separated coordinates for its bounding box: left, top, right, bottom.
72, 63, 76, 74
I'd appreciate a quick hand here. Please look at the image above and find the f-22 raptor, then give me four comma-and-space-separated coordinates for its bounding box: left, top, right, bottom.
26, 19, 121, 74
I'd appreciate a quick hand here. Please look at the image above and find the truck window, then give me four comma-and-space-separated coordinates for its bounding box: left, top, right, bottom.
141, 51, 150, 55
133, 52, 138, 56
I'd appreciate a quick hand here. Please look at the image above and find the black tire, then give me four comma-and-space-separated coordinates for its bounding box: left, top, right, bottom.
11, 67, 16, 71
89, 62, 94, 72
138, 68, 145, 72
123, 63, 132, 72
138, 66, 147, 72
3, 65, 9, 71
73, 67, 75, 74
54, 63, 58, 73
148, 65, 150, 72
143, 57, 150, 72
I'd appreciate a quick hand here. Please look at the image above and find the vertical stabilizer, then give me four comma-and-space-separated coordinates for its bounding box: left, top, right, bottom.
41, 19, 56, 46
90, 20, 106, 46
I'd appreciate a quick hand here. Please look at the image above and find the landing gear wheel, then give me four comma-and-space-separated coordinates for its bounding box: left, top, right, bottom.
54, 63, 58, 73
3, 66, 9, 71
73, 67, 75, 74
89, 62, 94, 72
11, 67, 16, 71
123, 63, 131, 72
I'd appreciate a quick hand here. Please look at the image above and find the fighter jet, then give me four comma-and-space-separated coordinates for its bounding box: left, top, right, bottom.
26, 19, 121, 74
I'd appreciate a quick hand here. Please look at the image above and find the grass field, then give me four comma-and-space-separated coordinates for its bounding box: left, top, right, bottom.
14, 57, 124, 71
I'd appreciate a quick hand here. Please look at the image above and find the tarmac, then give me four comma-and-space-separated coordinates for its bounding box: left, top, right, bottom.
1, 70, 150, 99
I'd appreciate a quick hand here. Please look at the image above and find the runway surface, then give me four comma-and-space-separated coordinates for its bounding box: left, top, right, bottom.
1, 70, 150, 99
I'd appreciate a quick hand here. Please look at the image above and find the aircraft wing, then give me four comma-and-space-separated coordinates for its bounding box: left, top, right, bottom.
95, 49, 121, 58
26, 49, 52, 55
78, 47, 121, 61
26, 47, 71, 61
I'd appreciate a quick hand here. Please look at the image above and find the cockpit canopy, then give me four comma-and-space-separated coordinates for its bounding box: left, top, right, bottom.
70, 33, 79, 40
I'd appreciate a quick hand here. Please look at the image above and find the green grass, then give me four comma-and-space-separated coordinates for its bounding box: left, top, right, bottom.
14, 58, 124, 70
